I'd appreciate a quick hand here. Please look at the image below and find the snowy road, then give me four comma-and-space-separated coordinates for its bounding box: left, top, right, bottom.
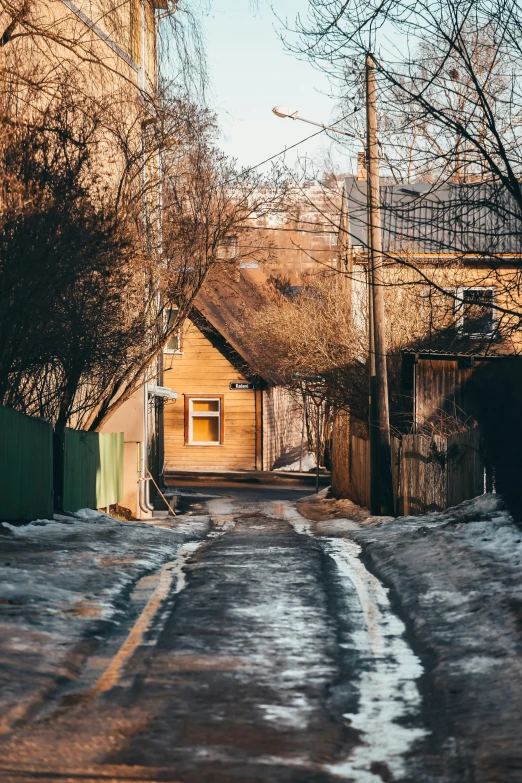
0, 493, 428, 783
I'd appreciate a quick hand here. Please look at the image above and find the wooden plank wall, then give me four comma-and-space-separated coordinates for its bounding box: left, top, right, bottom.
331, 410, 351, 498
346, 430, 483, 516
262, 387, 305, 470
415, 359, 475, 430
446, 428, 483, 508
164, 321, 256, 471
349, 435, 371, 509
391, 436, 401, 515
400, 434, 447, 515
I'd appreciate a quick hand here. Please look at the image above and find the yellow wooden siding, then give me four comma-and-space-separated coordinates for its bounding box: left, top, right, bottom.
130, 0, 141, 65
164, 320, 256, 471
145, 0, 156, 86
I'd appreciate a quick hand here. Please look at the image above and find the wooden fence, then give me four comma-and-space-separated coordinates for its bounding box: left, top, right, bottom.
348, 435, 371, 508
446, 429, 484, 509
347, 428, 483, 516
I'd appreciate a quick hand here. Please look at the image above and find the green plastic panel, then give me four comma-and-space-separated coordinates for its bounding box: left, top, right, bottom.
0, 406, 54, 521
63, 429, 123, 512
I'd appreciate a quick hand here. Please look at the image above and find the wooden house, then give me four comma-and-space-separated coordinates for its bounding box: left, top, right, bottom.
343, 173, 522, 431
344, 173, 522, 357
162, 265, 307, 475
331, 174, 522, 504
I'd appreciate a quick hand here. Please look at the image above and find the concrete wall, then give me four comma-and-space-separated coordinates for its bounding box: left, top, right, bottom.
101, 386, 151, 519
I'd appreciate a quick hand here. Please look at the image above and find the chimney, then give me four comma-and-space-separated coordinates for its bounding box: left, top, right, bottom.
356, 150, 367, 181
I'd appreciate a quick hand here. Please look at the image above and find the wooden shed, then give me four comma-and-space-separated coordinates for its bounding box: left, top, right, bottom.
400, 351, 519, 433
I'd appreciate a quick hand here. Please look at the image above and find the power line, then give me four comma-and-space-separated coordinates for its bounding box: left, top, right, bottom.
226, 106, 360, 183
246, 225, 338, 234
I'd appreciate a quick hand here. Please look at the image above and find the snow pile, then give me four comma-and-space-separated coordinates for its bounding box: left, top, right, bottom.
273, 452, 316, 472
350, 493, 522, 782
0, 510, 206, 734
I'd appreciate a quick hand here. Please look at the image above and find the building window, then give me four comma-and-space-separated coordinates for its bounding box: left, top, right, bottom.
328, 232, 338, 247
185, 396, 223, 445
217, 234, 238, 261
457, 288, 495, 337
164, 308, 182, 353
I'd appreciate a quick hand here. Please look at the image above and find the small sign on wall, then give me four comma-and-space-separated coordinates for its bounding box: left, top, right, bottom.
229, 382, 254, 390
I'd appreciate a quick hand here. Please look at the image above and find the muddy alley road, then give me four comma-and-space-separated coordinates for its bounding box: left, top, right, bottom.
0, 496, 427, 783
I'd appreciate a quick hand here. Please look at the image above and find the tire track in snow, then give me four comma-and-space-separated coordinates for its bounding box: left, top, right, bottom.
90, 540, 204, 695
277, 502, 426, 782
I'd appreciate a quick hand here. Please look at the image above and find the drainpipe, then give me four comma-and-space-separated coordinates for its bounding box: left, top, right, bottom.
139, 380, 154, 515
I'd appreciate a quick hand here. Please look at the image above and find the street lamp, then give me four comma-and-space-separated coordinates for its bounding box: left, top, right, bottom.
272, 91, 394, 515
271, 106, 354, 137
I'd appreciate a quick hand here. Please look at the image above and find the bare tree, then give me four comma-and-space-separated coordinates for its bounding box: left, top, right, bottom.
281, 0, 522, 341
0, 74, 290, 433
85, 113, 290, 430
0, 84, 149, 426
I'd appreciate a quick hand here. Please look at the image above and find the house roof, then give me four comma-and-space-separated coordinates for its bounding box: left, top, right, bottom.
344, 176, 522, 256
402, 349, 520, 362
191, 264, 282, 386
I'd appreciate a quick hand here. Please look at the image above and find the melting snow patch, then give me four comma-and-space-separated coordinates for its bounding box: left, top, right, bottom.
172, 541, 205, 594
259, 697, 313, 730
282, 502, 426, 782
323, 538, 426, 782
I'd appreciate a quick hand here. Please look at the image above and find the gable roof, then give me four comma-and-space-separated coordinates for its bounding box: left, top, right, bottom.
345, 176, 522, 256
191, 264, 282, 386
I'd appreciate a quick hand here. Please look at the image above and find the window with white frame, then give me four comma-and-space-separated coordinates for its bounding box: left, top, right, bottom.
186, 397, 223, 445
217, 234, 238, 261
457, 288, 496, 337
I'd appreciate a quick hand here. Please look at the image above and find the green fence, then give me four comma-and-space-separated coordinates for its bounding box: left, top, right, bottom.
0, 406, 54, 521
63, 429, 124, 512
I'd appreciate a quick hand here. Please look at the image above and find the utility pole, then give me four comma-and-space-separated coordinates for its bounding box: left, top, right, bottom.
366, 52, 394, 516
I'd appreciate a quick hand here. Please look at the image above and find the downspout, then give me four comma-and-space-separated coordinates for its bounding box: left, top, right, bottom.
157, 353, 165, 487
138, 1, 152, 516
139, 379, 154, 514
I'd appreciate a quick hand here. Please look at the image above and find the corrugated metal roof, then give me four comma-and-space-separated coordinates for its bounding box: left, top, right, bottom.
402, 349, 520, 360
345, 176, 522, 255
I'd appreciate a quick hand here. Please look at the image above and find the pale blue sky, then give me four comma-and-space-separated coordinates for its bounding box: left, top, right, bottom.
203, 0, 352, 173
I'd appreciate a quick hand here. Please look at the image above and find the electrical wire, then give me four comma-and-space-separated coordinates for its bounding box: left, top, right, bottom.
226, 105, 361, 183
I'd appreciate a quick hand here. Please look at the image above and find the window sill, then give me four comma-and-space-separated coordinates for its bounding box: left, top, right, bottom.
184, 442, 223, 447
164, 349, 183, 355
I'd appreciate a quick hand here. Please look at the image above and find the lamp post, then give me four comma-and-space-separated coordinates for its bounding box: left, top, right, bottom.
273, 93, 393, 515
365, 54, 393, 515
